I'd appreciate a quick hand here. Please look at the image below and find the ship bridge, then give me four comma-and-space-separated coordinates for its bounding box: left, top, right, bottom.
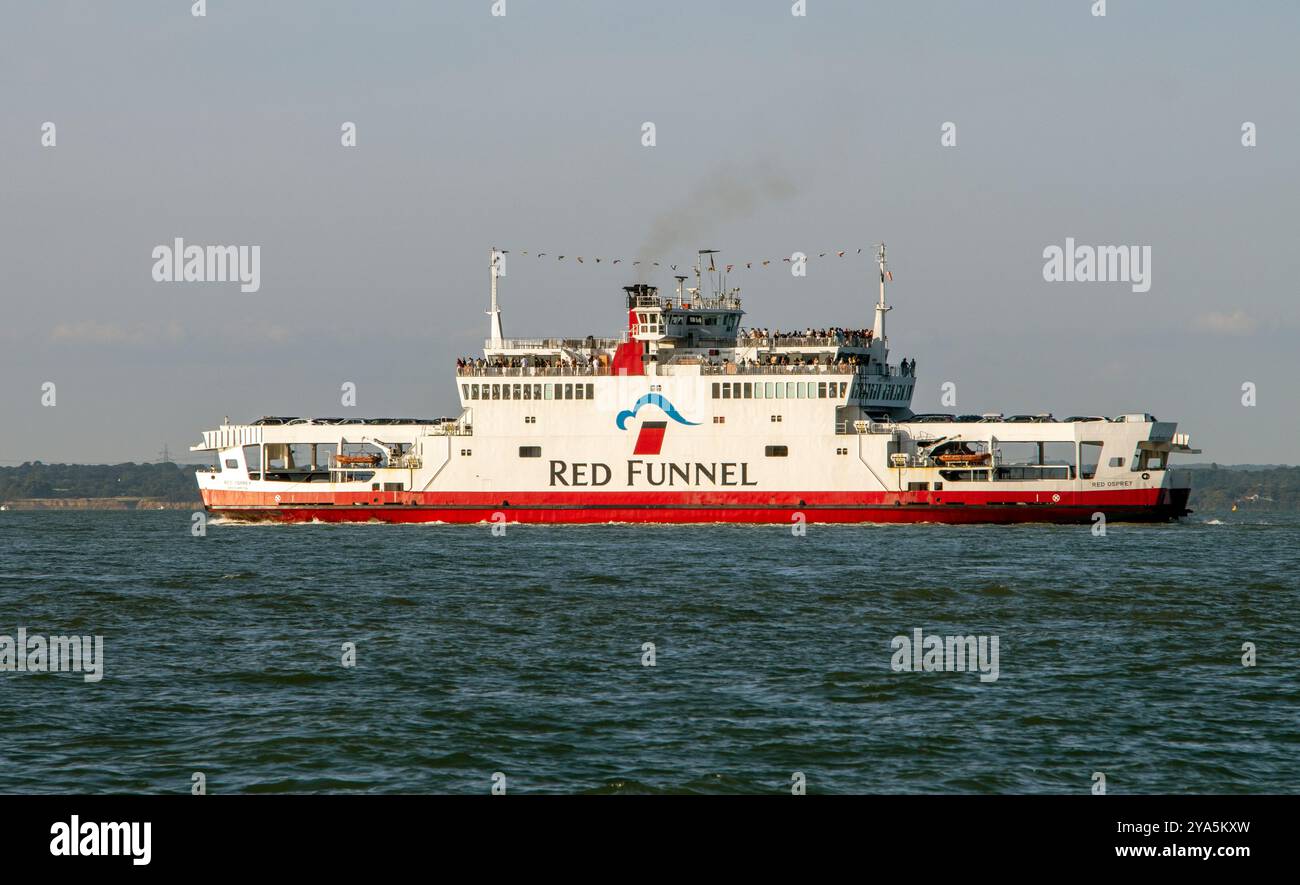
461, 245, 918, 418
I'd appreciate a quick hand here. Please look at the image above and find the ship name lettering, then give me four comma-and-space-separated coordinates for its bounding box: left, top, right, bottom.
548, 460, 758, 487
549, 461, 612, 487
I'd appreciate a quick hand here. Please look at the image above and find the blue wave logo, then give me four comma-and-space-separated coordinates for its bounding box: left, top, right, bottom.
615, 394, 700, 430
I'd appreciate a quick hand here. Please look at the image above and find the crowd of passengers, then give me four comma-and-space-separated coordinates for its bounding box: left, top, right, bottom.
456, 353, 917, 375
710, 354, 916, 373
456, 355, 573, 372
740, 327, 875, 345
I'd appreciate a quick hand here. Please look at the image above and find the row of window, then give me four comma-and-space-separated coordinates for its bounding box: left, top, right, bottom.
712, 381, 849, 400
851, 379, 912, 401
463, 383, 596, 402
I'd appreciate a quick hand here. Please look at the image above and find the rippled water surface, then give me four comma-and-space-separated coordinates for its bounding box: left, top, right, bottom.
1, 511, 1296, 794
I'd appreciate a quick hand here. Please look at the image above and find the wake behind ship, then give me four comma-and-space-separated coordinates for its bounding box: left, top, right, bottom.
192, 247, 1198, 524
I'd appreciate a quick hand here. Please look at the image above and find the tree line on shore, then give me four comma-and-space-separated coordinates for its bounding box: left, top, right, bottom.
0, 462, 204, 503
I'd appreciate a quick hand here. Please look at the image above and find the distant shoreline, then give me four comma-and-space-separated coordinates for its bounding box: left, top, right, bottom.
0, 497, 196, 511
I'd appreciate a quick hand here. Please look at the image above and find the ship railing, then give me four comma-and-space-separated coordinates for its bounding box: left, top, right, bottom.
739, 335, 875, 349
423, 423, 473, 436
699, 363, 858, 376
459, 365, 613, 378
483, 337, 625, 351
839, 418, 896, 435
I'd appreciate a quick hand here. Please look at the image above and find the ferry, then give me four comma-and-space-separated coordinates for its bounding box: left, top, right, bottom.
191, 246, 1199, 523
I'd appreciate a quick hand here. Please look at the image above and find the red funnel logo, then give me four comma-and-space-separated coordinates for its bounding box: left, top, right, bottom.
633, 421, 668, 455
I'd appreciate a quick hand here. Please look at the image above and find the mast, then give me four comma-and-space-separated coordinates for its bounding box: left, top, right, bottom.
487, 247, 504, 347
873, 242, 892, 343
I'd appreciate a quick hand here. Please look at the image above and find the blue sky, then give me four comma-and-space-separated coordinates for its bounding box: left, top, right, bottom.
1, 0, 1297, 462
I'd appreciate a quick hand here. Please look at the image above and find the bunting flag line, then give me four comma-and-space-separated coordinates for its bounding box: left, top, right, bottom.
499, 248, 879, 275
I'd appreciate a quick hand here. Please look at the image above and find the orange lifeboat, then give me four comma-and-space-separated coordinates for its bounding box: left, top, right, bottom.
935, 452, 991, 465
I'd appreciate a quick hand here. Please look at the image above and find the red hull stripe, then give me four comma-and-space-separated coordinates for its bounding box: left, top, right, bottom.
203, 488, 1189, 523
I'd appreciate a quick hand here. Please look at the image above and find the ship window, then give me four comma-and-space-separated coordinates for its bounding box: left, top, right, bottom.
522, 385, 532, 400
995, 466, 1072, 481
722, 385, 731, 399
586, 384, 594, 399
372, 483, 380, 491
712, 383, 720, 399
461, 384, 469, 399
765, 382, 774, 398
224, 459, 238, 469
765, 445, 789, 457
800, 382, 809, 398
786, 382, 796, 398
770, 415, 782, 422
1109, 457, 1125, 468
514, 384, 523, 399
544, 384, 553, 400
491, 384, 500, 400
705, 316, 717, 326
575, 384, 585, 400
519, 446, 541, 458
502, 385, 511, 400
754, 382, 764, 399
564, 384, 573, 399
1134, 448, 1168, 471
713, 416, 725, 424
383, 482, 403, 491
939, 469, 988, 482
818, 382, 827, 398
743, 383, 752, 398
908, 482, 930, 491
